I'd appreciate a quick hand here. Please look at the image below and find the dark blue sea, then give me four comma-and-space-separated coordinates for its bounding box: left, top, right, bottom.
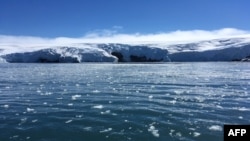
0, 63, 249, 141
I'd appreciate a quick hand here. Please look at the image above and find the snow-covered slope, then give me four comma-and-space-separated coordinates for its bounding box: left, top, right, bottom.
166, 38, 250, 61
0, 37, 250, 63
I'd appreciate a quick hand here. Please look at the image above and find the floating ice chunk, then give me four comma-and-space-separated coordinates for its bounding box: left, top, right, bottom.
76, 115, 83, 118
11, 135, 19, 139
101, 110, 111, 114
188, 128, 195, 131
44, 92, 52, 95
148, 95, 153, 99
83, 127, 92, 131
93, 105, 103, 109
238, 116, 243, 119
68, 103, 73, 106
176, 132, 182, 137
27, 108, 35, 112
65, 120, 73, 123
21, 117, 27, 122
3, 104, 9, 108
72, 95, 81, 100
216, 105, 223, 109
148, 125, 160, 137
19, 117, 27, 125
169, 129, 175, 136
238, 107, 250, 111
193, 132, 201, 137
174, 90, 183, 95
100, 128, 112, 133
92, 90, 100, 93
32, 119, 38, 123
208, 125, 222, 131
170, 100, 177, 104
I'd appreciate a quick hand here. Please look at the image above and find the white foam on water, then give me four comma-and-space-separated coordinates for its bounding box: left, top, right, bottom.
208, 125, 222, 131
93, 105, 103, 109
148, 95, 153, 99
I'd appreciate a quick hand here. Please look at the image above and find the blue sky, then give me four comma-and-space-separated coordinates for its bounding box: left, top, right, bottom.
0, 0, 249, 37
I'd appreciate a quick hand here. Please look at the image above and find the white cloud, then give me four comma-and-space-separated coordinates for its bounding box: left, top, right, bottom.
0, 28, 250, 48
112, 25, 123, 30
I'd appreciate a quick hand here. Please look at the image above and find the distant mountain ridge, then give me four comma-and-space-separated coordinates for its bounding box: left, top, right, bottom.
0, 37, 250, 63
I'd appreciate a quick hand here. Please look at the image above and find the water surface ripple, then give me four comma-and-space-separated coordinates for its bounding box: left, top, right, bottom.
0, 63, 249, 141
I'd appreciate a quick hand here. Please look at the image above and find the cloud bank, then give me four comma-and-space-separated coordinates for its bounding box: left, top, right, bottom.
1, 28, 250, 48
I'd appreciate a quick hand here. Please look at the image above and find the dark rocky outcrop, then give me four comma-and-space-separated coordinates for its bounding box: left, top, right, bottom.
111, 52, 124, 62
130, 55, 163, 62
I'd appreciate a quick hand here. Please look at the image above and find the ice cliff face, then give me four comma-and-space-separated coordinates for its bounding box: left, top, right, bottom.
2, 47, 117, 63
1, 44, 169, 63
98, 44, 170, 62
0, 37, 250, 63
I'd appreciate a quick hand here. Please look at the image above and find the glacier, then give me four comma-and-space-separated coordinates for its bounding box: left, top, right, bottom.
0, 37, 250, 63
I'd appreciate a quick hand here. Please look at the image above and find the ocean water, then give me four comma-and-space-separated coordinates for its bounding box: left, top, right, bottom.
0, 63, 249, 141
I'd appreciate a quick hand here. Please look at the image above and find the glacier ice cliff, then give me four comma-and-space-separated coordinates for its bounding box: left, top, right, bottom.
0, 37, 250, 63
1, 44, 170, 63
